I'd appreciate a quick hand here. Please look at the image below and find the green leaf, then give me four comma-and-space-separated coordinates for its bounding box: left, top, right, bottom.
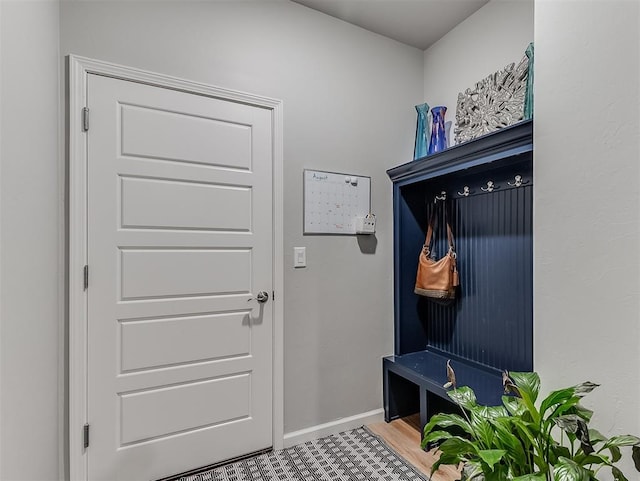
549, 445, 572, 464
547, 397, 581, 421
554, 415, 579, 433
632, 445, 640, 471
554, 415, 593, 454
477, 449, 506, 471
553, 457, 591, 481
587, 428, 608, 445
431, 451, 462, 475
513, 474, 546, 481
486, 464, 509, 481
503, 395, 526, 416
461, 460, 485, 481
573, 382, 599, 396
423, 412, 472, 438
491, 418, 529, 468
438, 437, 478, 457
608, 445, 622, 463
422, 430, 453, 446
470, 411, 495, 447
509, 418, 548, 472
541, 387, 576, 416
476, 405, 509, 420
612, 466, 629, 481
508, 372, 541, 425
603, 435, 640, 448
509, 372, 541, 403
573, 403, 594, 423
448, 386, 478, 410
554, 414, 591, 450
511, 418, 540, 447
573, 453, 612, 467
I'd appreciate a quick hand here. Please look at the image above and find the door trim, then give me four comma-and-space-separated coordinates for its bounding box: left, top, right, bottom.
67, 55, 284, 481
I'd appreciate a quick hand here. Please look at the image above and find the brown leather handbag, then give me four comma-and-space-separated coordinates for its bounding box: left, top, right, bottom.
414, 205, 459, 300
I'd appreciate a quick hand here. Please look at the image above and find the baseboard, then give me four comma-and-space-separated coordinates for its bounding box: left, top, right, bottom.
282, 408, 384, 448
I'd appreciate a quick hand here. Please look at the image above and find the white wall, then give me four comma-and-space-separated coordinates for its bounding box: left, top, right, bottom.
423, 0, 534, 145
60, 0, 423, 436
534, 0, 640, 477
0, 1, 62, 480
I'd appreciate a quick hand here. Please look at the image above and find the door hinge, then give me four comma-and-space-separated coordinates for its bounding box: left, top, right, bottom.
272, 291, 275, 301
83, 423, 90, 449
82, 107, 89, 132
83, 265, 89, 290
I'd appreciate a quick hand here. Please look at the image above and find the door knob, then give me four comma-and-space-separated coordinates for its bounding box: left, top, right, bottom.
248, 291, 269, 303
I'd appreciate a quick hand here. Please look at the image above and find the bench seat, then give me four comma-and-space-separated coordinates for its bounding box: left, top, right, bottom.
383, 349, 505, 436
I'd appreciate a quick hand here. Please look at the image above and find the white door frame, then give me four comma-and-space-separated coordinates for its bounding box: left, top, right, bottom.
67, 55, 284, 481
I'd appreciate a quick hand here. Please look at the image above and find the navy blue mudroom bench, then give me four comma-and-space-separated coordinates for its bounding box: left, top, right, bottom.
383, 120, 533, 434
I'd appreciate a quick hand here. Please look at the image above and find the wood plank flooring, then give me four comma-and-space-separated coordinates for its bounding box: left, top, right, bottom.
368, 415, 460, 481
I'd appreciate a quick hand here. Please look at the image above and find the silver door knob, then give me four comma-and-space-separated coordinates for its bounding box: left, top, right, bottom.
249, 291, 269, 303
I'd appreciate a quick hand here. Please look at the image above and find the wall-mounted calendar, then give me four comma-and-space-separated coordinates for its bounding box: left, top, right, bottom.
303, 169, 371, 235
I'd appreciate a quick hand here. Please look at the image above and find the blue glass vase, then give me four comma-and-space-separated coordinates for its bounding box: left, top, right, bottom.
428, 106, 447, 155
413, 103, 429, 160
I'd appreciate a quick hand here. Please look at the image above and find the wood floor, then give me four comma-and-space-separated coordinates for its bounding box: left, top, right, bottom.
368, 415, 460, 481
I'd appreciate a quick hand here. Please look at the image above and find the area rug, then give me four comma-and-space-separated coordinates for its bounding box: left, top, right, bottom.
178, 427, 428, 481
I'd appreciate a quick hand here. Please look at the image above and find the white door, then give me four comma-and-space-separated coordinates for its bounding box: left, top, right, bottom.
86, 74, 273, 481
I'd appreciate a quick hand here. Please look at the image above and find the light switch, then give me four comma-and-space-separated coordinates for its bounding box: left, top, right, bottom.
294, 247, 306, 268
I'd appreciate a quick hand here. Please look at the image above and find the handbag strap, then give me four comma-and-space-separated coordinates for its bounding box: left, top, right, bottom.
424, 202, 455, 254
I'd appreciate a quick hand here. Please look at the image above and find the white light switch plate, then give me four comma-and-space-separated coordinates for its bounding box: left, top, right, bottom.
294, 247, 306, 268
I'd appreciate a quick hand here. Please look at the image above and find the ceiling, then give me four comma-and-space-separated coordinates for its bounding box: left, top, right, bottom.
291, 0, 489, 50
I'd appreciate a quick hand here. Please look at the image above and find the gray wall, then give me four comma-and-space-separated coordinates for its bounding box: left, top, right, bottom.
0, 2, 424, 477
0, 1, 424, 476
534, 1, 640, 476
7, 1, 639, 479
423, 0, 534, 144
59, 0, 422, 439
0, 1, 62, 480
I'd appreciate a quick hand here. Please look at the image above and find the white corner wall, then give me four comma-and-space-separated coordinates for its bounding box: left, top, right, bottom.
423, 0, 534, 144
0, 1, 62, 480
60, 0, 423, 437
534, 0, 640, 476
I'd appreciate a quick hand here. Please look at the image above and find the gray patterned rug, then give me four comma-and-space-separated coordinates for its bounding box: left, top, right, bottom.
178, 427, 428, 481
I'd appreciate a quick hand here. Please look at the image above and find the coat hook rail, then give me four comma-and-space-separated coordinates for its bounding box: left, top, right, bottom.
434, 175, 530, 203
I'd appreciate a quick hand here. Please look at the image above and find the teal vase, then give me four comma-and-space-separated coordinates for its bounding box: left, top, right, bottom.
413, 103, 429, 160
524, 42, 534, 120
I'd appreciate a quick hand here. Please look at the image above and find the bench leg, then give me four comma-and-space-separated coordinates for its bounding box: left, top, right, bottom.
383, 362, 391, 422
383, 364, 420, 423
419, 388, 428, 441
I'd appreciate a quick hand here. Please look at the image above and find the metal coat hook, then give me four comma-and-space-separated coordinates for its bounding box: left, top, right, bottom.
507, 175, 529, 188
434, 191, 447, 203
481, 181, 498, 193
457, 186, 471, 197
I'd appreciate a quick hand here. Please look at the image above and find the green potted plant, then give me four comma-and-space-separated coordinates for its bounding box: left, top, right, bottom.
422, 361, 640, 480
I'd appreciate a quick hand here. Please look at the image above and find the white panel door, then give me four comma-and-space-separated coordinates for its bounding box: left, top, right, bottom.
86, 74, 273, 481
